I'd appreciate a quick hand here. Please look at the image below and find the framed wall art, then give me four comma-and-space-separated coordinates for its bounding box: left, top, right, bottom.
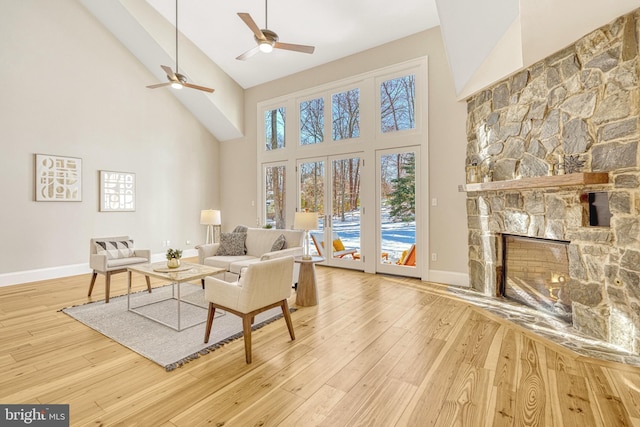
99, 170, 136, 212
35, 154, 82, 202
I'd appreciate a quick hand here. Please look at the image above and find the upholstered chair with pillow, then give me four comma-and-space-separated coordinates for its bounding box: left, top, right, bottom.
89, 236, 151, 303
204, 256, 296, 364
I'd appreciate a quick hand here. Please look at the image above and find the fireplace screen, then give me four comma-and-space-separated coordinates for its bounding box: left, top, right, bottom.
502, 235, 572, 323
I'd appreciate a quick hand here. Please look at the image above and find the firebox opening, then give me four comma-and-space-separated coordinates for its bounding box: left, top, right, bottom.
501, 234, 572, 324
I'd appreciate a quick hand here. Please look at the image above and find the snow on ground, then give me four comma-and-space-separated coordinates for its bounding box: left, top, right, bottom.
311, 208, 415, 262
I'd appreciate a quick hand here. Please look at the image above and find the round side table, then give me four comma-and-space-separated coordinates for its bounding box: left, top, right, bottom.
294, 256, 324, 306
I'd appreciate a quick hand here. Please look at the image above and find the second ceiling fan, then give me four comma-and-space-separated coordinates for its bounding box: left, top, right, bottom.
236, 0, 315, 61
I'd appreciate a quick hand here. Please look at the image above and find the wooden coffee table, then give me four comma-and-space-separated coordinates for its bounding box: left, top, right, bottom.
127, 262, 224, 331
294, 256, 324, 306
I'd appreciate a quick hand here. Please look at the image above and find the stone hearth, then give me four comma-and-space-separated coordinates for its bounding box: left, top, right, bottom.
464, 9, 640, 355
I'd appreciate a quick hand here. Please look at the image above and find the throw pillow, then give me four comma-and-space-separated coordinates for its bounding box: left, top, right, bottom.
216, 232, 247, 256
231, 225, 248, 253
233, 225, 248, 233
95, 240, 135, 259
332, 239, 345, 251
270, 234, 287, 251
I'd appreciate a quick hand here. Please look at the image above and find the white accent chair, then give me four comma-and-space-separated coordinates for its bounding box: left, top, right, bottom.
88, 236, 151, 303
204, 256, 296, 364
310, 231, 359, 259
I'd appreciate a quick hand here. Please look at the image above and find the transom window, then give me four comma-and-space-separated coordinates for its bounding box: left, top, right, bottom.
332, 88, 360, 141
300, 97, 324, 145
380, 75, 415, 133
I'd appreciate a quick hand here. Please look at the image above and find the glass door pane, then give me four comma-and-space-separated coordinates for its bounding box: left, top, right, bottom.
377, 148, 420, 277
327, 155, 361, 266
298, 155, 362, 268
299, 159, 325, 257
264, 164, 286, 229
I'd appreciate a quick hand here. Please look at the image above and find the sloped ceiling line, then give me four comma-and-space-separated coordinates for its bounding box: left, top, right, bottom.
79, 0, 244, 142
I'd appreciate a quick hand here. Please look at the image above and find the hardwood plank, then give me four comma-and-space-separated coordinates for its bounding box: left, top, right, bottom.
581, 364, 634, 426
514, 337, 549, 426
492, 328, 519, 426
0, 266, 639, 425
608, 369, 640, 419
225, 387, 305, 427
327, 326, 408, 392
435, 362, 493, 426
397, 307, 475, 425
555, 371, 598, 426
279, 384, 346, 426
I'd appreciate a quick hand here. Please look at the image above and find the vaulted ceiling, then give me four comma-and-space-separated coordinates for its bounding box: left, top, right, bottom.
79, 0, 639, 141
145, 0, 440, 89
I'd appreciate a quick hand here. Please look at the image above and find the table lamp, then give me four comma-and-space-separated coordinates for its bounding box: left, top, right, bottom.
201, 209, 221, 244
294, 211, 319, 260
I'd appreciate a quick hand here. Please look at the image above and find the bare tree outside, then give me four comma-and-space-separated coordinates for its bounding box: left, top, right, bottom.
300, 98, 324, 145
265, 107, 285, 150
332, 158, 360, 221
299, 161, 325, 214
380, 75, 415, 132
332, 89, 360, 141
265, 165, 286, 229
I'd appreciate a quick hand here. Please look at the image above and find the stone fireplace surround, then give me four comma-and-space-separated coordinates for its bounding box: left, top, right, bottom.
464, 9, 640, 356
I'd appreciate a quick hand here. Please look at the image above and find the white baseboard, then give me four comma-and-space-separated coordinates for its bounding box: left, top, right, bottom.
0, 249, 198, 288
426, 269, 470, 287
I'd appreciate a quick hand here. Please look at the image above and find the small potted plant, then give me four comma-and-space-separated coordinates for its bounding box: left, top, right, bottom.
166, 248, 183, 268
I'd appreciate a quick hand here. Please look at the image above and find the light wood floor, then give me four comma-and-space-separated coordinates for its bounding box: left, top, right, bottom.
2, 262, 640, 426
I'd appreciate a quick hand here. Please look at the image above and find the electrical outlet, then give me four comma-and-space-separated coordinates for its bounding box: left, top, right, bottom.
431, 198, 438, 206
166, 240, 170, 247
431, 253, 437, 262
186, 240, 191, 245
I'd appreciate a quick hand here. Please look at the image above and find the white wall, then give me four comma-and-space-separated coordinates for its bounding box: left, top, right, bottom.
220, 29, 470, 284
0, 0, 220, 284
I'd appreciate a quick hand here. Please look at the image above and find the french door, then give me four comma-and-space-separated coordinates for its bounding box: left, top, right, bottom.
376, 147, 421, 278
298, 153, 362, 269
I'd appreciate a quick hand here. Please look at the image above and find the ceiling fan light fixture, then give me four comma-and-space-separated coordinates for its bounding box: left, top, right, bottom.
259, 40, 274, 53
146, 0, 215, 93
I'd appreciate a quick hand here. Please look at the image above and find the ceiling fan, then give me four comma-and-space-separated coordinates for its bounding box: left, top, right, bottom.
147, 0, 214, 93
236, 0, 315, 61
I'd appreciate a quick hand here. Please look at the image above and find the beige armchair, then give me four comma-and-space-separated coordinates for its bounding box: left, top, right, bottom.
204, 256, 296, 364
88, 236, 151, 303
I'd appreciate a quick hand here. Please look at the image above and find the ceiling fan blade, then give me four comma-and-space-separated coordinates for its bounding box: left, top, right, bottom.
236, 45, 261, 61
161, 65, 178, 81
146, 82, 172, 89
274, 42, 315, 54
183, 82, 215, 93
237, 13, 266, 40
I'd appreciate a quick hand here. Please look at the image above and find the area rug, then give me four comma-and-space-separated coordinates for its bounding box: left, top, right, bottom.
62, 283, 293, 371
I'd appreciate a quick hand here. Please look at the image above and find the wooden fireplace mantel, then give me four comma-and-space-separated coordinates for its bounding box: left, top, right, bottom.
459, 172, 610, 192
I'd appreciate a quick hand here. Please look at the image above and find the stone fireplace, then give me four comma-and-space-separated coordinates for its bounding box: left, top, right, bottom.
464, 9, 640, 354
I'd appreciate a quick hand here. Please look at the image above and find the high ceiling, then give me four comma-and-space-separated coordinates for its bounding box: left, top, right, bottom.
80, 0, 640, 141
145, 0, 440, 88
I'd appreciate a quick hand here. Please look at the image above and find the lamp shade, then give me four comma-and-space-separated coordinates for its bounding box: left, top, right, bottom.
294, 212, 318, 231
200, 209, 221, 225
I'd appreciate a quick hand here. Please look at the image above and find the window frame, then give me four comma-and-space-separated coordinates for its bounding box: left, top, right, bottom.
375, 67, 423, 139
256, 58, 427, 241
